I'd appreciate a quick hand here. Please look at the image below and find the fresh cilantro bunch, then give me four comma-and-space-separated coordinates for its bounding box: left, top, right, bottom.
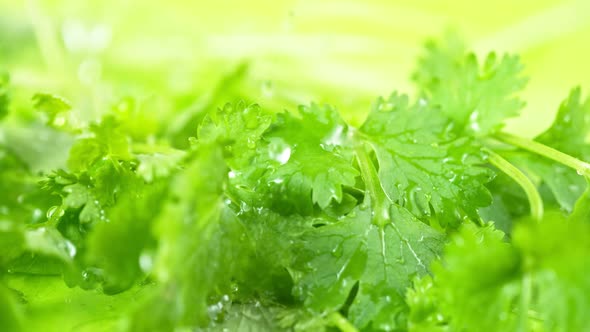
0, 34, 589, 332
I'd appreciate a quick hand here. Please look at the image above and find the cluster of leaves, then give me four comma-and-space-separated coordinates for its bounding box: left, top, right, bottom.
1, 35, 589, 332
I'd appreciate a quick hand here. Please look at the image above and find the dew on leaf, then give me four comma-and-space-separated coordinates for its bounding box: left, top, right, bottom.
268, 140, 291, 164
469, 110, 481, 132
331, 242, 343, 258
46, 205, 65, 219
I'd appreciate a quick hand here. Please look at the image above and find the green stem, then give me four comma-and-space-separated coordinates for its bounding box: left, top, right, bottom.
327, 312, 359, 332
352, 132, 391, 227
485, 149, 543, 221
496, 132, 590, 178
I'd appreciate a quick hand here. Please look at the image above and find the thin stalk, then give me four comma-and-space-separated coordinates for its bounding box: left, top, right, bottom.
496, 132, 590, 178
327, 312, 359, 332
485, 149, 543, 221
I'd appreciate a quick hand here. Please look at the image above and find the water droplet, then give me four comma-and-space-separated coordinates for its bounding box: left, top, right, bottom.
31, 208, 43, 222
469, 110, 481, 132
321, 125, 345, 150
379, 102, 394, 111
239, 201, 251, 213
270, 178, 284, 184
139, 252, 153, 272
268, 139, 291, 165
46, 206, 64, 219
64, 240, 77, 258
331, 242, 343, 258
568, 184, 580, 192
246, 137, 256, 149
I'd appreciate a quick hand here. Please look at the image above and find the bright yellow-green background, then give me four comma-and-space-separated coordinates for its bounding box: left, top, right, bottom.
1, 2, 590, 330
2, 0, 590, 136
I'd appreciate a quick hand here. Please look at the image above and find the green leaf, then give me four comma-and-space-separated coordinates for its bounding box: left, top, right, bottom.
293, 205, 444, 331
536, 87, 590, 158
513, 216, 590, 331
0, 221, 25, 268
5, 274, 153, 332
360, 93, 493, 226
200, 303, 287, 332
135, 150, 184, 183
260, 104, 359, 213
431, 223, 522, 331
424, 217, 590, 332
68, 116, 131, 172
413, 33, 527, 136
132, 143, 250, 329
85, 181, 167, 294
0, 283, 23, 332
198, 102, 272, 169
504, 89, 590, 213
32, 93, 72, 128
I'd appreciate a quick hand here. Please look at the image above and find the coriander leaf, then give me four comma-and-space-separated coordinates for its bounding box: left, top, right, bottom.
570, 178, 590, 222
505, 88, 590, 213
235, 208, 308, 303
32, 93, 72, 128
413, 34, 527, 136
68, 116, 131, 172
260, 104, 359, 213
131, 143, 249, 330
85, 181, 167, 294
428, 223, 522, 331
198, 101, 272, 169
512, 216, 590, 332
532, 88, 590, 212
424, 217, 590, 332
200, 303, 287, 332
507, 154, 585, 213
0, 221, 25, 268
536, 87, 590, 157
5, 274, 152, 332
405, 276, 448, 332
135, 150, 185, 183
360, 93, 493, 226
47, 160, 138, 225
293, 205, 444, 331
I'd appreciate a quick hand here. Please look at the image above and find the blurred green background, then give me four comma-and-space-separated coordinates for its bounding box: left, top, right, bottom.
1, 1, 590, 330
1, 0, 590, 136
